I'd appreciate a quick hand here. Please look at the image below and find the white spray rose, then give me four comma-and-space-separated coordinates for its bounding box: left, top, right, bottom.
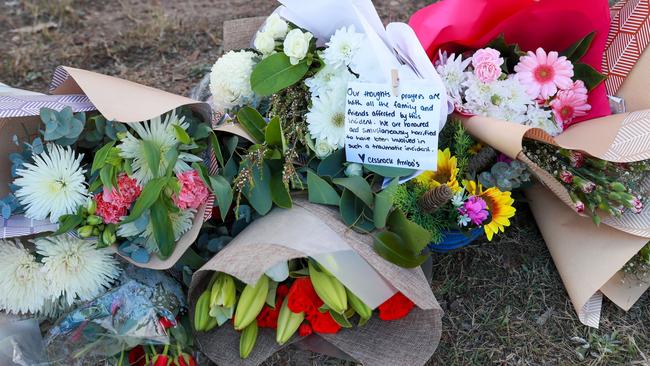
314, 139, 335, 159
263, 13, 289, 40
283, 29, 313, 65
209, 50, 257, 111
254, 31, 276, 55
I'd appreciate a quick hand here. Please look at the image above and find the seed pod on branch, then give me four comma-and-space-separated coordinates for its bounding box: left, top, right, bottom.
419, 184, 453, 213
468, 146, 497, 174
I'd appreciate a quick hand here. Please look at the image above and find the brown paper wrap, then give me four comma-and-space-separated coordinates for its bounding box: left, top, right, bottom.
0, 67, 213, 269
189, 199, 443, 366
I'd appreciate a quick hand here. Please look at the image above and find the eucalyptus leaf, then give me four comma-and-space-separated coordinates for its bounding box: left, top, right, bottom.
307, 171, 340, 206
265, 116, 285, 151
387, 209, 432, 254
270, 172, 292, 209
374, 178, 399, 229
317, 149, 346, 178
364, 164, 415, 178
210, 132, 225, 168
339, 189, 375, 232
173, 124, 192, 144
332, 176, 374, 207
373, 231, 430, 268
237, 107, 266, 143
250, 52, 310, 96
209, 175, 234, 220
242, 162, 273, 215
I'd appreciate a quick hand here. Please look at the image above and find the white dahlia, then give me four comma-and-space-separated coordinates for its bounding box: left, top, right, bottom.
118, 111, 199, 185
14, 144, 88, 223
306, 90, 347, 149
0, 240, 48, 314
36, 235, 121, 306
209, 50, 257, 111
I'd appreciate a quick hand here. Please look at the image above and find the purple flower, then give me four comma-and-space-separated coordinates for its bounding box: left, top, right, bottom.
632, 197, 643, 214
458, 196, 489, 226
559, 170, 573, 184
575, 201, 585, 214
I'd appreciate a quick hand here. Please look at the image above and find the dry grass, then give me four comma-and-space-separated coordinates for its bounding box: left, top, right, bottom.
1, 0, 648, 365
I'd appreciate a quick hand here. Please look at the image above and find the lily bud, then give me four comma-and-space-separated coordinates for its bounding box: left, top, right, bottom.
239, 321, 259, 359
234, 275, 269, 330
210, 272, 236, 309
102, 227, 116, 245
77, 225, 94, 238
86, 215, 103, 226
87, 199, 97, 215
308, 261, 347, 314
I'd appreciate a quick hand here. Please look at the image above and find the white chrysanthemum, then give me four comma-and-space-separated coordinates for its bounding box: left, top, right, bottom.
0, 241, 48, 314
118, 111, 199, 185
35, 235, 120, 306
526, 105, 563, 136
209, 50, 257, 111
15, 145, 88, 223
436, 51, 471, 106
497, 77, 534, 113
118, 208, 195, 254
305, 64, 356, 98
323, 25, 365, 68
307, 90, 347, 149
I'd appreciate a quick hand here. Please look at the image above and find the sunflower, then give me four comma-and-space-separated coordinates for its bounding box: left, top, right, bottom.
415, 148, 460, 192
464, 180, 516, 241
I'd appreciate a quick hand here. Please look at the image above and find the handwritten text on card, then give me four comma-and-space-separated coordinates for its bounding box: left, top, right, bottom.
344, 81, 443, 171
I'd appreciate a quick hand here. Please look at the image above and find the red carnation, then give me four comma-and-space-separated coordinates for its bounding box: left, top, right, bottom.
128, 345, 145, 366
257, 305, 280, 328
276, 284, 290, 299
298, 323, 313, 337
287, 278, 323, 314
307, 310, 341, 334
378, 292, 415, 321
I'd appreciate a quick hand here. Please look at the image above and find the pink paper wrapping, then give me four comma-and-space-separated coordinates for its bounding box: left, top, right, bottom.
408, 0, 612, 123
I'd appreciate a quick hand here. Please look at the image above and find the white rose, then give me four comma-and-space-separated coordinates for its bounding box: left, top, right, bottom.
345, 163, 363, 177
263, 13, 288, 40
254, 31, 275, 55
283, 29, 313, 65
314, 139, 335, 159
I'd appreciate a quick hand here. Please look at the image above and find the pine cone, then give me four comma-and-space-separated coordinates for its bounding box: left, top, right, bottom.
419, 185, 453, 213
468, 146, 497, 174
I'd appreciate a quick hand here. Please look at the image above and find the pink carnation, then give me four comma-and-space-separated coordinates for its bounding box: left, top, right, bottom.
102, 174, 142, 207
514, 48, 574, 100
574, 201, 585, 214
459, 196, 489, 226
95, 193, 127, 224
173, 170, 210, 210
550, 81, 591, 128
472, 48, 503, 83
559, 170, 573, 184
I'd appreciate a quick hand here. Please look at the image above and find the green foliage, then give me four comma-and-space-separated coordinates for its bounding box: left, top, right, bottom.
562, 32, 596, 62
452, 121, 475, 178
374, 179, 399, 229
40, 107, 85, 146
364, 164, 415, 178
209, 175, 234, 220
79, 115, 127, 147
250, 52, 310, 96
487, 34, 526, 73
307, 171, 340, 206
241, 161, 273, 215
122, 177, 172, 224
332, 176, 374, 207
237, 107, 266, 143
150, 198, 175, 258
339, 188, 375, 232
373, 231, 429, 268
392, 182, 451, 244
573, 62, 606, 91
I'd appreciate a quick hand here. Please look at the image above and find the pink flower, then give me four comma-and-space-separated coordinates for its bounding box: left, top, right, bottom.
575, 201, 585, 214
569, 151, 585, 168
559, 170, 573, 184
458, 196, 489, 226
550, 82, 591, 128
95, 193, 127, 224
173, 170, 210, 210
102, 174, 141, 207
472, 48, 504, 83
514, 48, 574, 100
631, 197, 643, 214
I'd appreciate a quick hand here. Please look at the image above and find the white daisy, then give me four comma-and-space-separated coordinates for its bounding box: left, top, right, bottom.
305, 64, 356, 98
0, 240, 48, 314
118, 208, 195, 254
118, 111, 199, 185
14, 144, 88, 223
322, 25, 365, 68
436, 51, 471, 106
306, 90, 347, 149
36, 235, 121, 306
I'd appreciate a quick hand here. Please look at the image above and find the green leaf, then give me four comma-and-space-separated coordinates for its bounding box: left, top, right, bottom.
192, 162, 212, 191
270, 172, 292, 209
573, 62, 607, 91
265, 116, 286, 153
54, 213, 84, 235
243, 162, 273, 215
164, 148, 179, 177
177, 247, 206, 270
487, 34, 525, 73
339, 189, 375, 232
91, 141, 115, 174
387, 209, 432, 254
307, 171, 340, 206
100, 164, 115, 190
173, 124, 191, 144
250, 52, 310, 96
237, 107, 266, 144
374, 179, 399, 229
329, 310, 353, 328
142, 140, 161, 179
364, 164, 415, 178
317, 149, 345, 179
373, 231, 430, 268
210, 132, 225, 168
332, 176, 374, 207
150, 198, 175, 259
209, 175, 234, 220
122, 177, 170, 224
562, 32, 596, 62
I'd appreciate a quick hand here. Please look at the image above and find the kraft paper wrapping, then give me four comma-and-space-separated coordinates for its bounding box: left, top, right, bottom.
0, 67, 214, 270
188, 199, 443, 366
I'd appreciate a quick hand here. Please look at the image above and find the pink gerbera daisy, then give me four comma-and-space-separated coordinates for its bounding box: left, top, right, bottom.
514, 48, 574, 100
550, 90, 591, 128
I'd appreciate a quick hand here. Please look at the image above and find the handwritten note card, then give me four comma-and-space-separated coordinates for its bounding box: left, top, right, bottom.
344, 81, 443, 171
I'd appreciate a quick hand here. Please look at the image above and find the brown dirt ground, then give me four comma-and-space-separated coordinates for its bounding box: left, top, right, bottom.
1, 1, 648, 365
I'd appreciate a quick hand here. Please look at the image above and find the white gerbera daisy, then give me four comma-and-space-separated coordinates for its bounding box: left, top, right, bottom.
36, 235, 121, 306
305, 64, 356, 98
118, 111, 199, 185
118, 208, 195, 254
14, 144, 88, 223
306, 91, 347, 149
323, 25, 365, 68
0, 240, 48, 314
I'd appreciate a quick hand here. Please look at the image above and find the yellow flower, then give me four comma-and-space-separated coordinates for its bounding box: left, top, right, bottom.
463, 180, 516, 241
469, 142, 484, 155
415, 148, 460, 192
